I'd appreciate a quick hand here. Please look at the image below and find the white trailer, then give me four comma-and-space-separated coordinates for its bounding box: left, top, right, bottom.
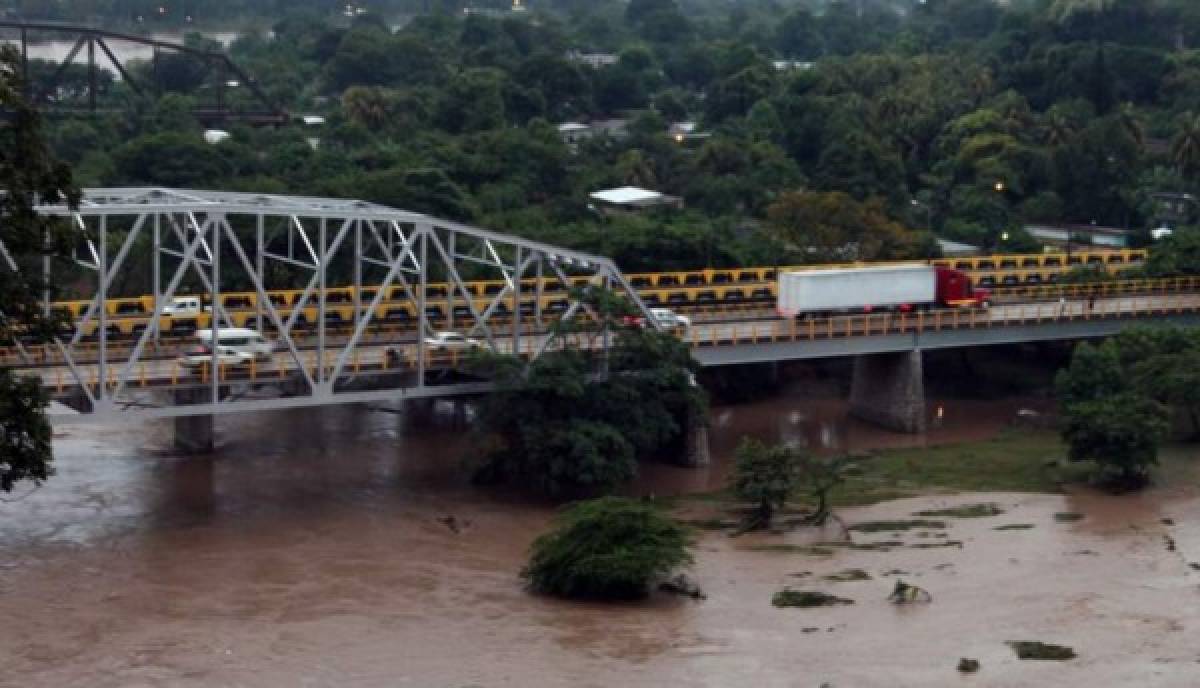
777, 264, 937, 317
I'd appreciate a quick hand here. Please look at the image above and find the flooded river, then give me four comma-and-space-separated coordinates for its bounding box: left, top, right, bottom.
2, 381, 1199, 686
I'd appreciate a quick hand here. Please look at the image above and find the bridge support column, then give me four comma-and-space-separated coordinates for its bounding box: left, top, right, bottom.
682, 405, 711, 467
173, 389, 215, 454
848, 350, 926, 434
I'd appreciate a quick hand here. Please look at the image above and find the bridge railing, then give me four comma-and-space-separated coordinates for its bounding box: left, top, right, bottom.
686, 291, 1200, 349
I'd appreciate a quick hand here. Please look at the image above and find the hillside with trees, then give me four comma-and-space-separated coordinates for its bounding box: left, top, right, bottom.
21, 0, 1200, 274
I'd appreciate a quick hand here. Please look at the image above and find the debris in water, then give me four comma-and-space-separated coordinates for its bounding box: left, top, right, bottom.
823, 568, 871, 582
914, 503, 1004, 519
1070, 549, 1098, 556
802, 627, 820, 633
881, 569, 909, 576
994, 524, 1035, 531
789, 571, 813, 578
957, 658, 980, 673
772, 589, 854, 608
932, 563, 953, 570
1164, 535, 1177, 552
910, 540, 964, 549
1054, 512, 1084, 522
1007, 641, 1076, 660
436, 515, 471, 534
847, 519, 946, 533
743, 544, 834, 556
888, 580, 932, 604
658, 574, 706, 600
1161, 518, 1175, 526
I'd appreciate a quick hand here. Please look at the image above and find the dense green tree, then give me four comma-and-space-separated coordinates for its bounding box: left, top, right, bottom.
1060, 392, 1168, 486
0, 45, 80, 492
523, 497, 694, 600
767, 190, 922, 262
471, 304, 704, 497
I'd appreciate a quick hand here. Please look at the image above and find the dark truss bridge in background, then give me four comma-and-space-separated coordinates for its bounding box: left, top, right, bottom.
0, 20, 287, 125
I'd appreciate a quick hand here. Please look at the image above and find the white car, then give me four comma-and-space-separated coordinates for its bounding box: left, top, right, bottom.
423, 331, 483, 352
178, 343, 253, 369
649, 307, 691, 330
160, 296, 202, 316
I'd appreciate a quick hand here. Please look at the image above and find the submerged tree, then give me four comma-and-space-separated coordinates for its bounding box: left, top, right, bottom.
731, 437, 804, 530
0, 45, 80, 493
730, 437, 848, 530
523, 497, 694, 600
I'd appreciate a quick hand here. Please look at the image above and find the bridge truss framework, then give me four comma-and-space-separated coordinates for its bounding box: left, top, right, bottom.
1, 188, 655, 424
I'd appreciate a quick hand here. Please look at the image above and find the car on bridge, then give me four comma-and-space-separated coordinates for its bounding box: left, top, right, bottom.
178, 343, 254, 370
424, 331, 484, 352
622, 307, 691, 332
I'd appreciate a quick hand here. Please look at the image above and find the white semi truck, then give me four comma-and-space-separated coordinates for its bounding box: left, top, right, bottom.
776, 264, 989, 317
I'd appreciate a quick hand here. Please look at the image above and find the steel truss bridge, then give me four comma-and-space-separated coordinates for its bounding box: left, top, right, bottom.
0, 20, 286, 125
1, 188, 653, 424
0, 189, 1194, 429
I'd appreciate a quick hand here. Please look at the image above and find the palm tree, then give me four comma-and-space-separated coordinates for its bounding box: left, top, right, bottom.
1172, 112, 1200, 179
1041, 107, 1077, 148
1116, 102, 1145, 148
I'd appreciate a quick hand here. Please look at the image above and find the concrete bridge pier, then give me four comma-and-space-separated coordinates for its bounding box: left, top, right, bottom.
682, 404, 711, 467
173, 388, 215, 454
848, 350, 927, 434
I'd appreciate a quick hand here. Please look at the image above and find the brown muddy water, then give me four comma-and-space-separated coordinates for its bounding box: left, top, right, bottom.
2, 385, 1200, 687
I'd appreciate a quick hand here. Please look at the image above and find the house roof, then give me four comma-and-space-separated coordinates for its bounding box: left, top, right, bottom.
589, 186, 667, 205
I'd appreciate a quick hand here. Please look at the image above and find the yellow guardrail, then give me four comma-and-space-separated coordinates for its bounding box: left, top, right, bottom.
2, 274, 1196, 368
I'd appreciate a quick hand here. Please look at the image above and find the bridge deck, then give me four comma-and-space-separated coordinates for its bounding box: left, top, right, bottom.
24, 291, 1200, 423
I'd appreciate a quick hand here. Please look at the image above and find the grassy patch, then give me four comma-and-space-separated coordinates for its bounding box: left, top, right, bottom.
823, 568, 872, 582
772, 589, 854, 608
994, 523, 1036, 531
914, 503, 1005, 518
828, 430, 1079, 507
847, 519, 947, 533
1007, 641, 1077, 661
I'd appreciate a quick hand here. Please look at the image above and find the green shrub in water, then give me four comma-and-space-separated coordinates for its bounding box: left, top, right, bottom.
523, 497, 694, 600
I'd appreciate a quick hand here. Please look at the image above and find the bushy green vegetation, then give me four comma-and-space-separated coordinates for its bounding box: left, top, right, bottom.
1053, 326, 1200, 487
523, 496, 694, 600
471, 294, 706, 498
28, 0, 1200, 286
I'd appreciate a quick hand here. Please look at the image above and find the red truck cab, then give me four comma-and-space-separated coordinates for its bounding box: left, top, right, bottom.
936, 267, 990, 308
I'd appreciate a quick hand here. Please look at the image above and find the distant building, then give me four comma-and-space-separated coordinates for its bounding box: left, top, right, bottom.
772, 60, 816, 72
589, 186, 683, 214
936, 238, 980, 257
555, 119, 629, 146
567, 51, 619, 68
557, 122, 591, 145
1025, 224, 1129, 248
667, 121, 710, 144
